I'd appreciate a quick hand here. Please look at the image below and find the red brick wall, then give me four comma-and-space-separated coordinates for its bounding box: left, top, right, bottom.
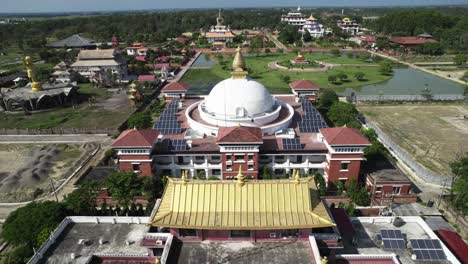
326, 160, 361, 186
221, 152, 259, 179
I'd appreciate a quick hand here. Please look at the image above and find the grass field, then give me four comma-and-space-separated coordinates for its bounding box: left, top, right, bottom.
0, 84, 133, 129
182, 53, 390, 94
359, 103, 468, 175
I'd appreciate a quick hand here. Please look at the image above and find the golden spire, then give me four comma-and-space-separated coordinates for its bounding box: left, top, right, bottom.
237, 165, 246, 186
155, 257, 161, 264
321, 256, 328, 264
294, 169, 301, 184
24, 56, 42, 92
181, 170, 188, 183
129, 82, 138, 93
231, 47, 248, 79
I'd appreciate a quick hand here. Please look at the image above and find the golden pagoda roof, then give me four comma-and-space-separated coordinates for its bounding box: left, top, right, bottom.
150, 177, 335, 230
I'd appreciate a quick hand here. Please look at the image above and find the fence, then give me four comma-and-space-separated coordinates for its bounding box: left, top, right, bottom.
355, 94, 466, 102
365, 121, 452, 187
0, 127, 116, 135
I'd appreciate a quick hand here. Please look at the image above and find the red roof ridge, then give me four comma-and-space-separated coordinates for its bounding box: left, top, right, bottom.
162, 82, 190, 92
320, 127, 370, 146
217, 126, 263, 144
111, 129, 159, 147
289, 79, 320, 90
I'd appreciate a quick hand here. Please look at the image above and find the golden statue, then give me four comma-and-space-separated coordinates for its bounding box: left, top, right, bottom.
24, 56, 42, 92
294, 169, 301, 184
321, 256, 328, 264
231, 47, 248, 80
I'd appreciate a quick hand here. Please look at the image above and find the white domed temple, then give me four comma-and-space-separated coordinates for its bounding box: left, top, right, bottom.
112, 48, 371, 184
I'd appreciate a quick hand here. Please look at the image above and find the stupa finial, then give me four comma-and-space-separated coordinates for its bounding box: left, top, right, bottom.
232, 47, 248, 79
24, 56, 42, 92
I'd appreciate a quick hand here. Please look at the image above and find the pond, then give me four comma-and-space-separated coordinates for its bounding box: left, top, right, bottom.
338, 68, 465, 96
191, 54, 216, 68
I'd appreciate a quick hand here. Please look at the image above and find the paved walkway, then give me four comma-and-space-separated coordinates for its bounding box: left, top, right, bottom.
173, 51, 201, 82
265, 31, 289, 51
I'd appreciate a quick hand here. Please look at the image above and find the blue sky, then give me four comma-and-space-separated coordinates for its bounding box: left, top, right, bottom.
1, 0, 467, 13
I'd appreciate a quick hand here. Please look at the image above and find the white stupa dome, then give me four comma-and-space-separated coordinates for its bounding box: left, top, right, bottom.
204, 78, 275, 118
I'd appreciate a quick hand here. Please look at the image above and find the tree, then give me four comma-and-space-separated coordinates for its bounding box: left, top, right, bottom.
63, 180, 101, 215
3, 244, 34, 264
127, 112, 152, 129
416, 42, 444, 56
261, 167, 272, 179
318, 89, 339, 110
354, 71, 365, 81
302, 30, 312, 42
142, 176, 164, 201
328, 75, 337, 84
453, 55, 467, 66
105, 171, 144, 207
327, 102, 361, 128
330, 49, 340, 57
337, 72, 348, 82
379, 61, 393, 75
346, 178, 371, 206
282, 75, 291, 84
2, 201, 68, 247
449, 152, 468, 215
334, 180, 345, 196
314, 173, 327, 196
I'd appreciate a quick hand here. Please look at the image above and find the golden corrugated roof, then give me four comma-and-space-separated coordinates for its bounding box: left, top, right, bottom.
150, 177, 335, 230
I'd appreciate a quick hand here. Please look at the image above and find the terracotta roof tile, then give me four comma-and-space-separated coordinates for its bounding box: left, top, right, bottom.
435, 229, 468, 263
111, 129, 159, 147
320, 127, 370, 146
217, 126, 263, 144
289, 80, 320, 90
390, 36, 437, 45
162, 82, 190, 92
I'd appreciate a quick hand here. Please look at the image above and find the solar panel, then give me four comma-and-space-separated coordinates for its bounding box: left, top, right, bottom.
167, 139, 187, 151
381, 229, 403, 239
158, 127, 182, 134
282, 138, 302, 150
410, 239, 446, 260
381, 229, 406, 250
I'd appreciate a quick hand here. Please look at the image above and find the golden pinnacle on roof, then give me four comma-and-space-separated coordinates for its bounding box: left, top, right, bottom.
24, 56, 42, 92
231, 46, 248, 79
294, 169, 301, 184
237, 165, 246, 186
321, 256, 328, 264
181, 170, 188, 183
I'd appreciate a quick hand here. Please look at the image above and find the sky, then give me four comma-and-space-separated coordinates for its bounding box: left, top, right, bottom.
1, 0, 467, 13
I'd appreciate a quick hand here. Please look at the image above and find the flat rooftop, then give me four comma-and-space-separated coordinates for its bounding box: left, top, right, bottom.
40, 223, 149, 264
337, 218, 453, 264
172, 241, 315, 264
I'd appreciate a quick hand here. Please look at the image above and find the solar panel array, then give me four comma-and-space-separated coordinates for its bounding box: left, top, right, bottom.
299, 100, 328, 133
153, 99, 182, 134
165, 139, 188, 151
381, 229, 406, 250
410, 239, 446, 261
282, 138, 302, 150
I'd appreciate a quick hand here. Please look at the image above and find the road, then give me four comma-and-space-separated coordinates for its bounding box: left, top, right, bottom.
0, 134, 112, 219
265, 31, 289, 51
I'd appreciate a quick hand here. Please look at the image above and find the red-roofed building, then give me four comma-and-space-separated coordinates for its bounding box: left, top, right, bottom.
216, 127, 263, 179
289, 80, 320, 101
320, 127, 371, 185
390, 36, 437, 50
138, 75, 157, 82
135, 55, 147, 62
176, 37, 188, 45
435, 229, 468, 263
161, 82, 190, 99
111, 129, 159, 176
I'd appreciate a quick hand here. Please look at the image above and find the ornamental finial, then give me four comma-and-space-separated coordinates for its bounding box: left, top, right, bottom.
232, 47, 248, 79
237, 165, 245, 186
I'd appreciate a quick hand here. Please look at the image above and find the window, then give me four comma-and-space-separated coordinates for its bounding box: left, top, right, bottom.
132, 163, 141, 171
281, 229, 299, 238
393, 187, 401, 194
340, 162, 349, 171
235, 155, 244, 162
212, 169, 221, 176
230, 230, 251, 238
211, 155, 221, 161
226, 155, 232, 161
248, 154, 254, 161
227, 165, 232, 171
195, 156, 204, 161
248, 165, 254, 171
376, 186, 382, 193
179, 229, 197, 237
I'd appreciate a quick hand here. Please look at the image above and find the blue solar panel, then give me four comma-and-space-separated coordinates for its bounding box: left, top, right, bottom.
381, 229, 403, 239
410, 239, 446, 260
282, 138, 302, 150
381, 229, 406, 250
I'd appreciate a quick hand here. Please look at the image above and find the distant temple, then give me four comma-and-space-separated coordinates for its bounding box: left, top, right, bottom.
281, 6, 307, 26
47, 34, 96, 49
71, 49, 127, 81
336, 17, 360, 35
205, 9, 235, 47
300, 14, 326, 38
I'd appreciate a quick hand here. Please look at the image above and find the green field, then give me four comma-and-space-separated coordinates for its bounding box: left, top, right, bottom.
182, 53, 390, 94
0, 84, 133, 129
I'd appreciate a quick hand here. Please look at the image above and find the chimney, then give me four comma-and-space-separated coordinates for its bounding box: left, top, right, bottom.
186, 140, 192, 149
157, 134, 164, 143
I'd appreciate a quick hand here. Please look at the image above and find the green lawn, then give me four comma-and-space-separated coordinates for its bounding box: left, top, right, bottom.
182, 53, 391, 94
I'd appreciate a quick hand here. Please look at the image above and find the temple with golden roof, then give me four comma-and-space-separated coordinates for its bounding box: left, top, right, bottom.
150, 168, 340, 245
